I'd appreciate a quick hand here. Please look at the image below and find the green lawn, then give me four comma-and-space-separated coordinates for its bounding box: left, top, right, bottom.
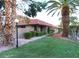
0, 37, 79, 58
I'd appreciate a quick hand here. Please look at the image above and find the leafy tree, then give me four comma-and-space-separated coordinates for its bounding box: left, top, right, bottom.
0, 0, 4, 9
22, 0, 47, 17
47, 0, 79, 37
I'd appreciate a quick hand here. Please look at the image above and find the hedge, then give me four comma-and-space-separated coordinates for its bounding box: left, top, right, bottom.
24, 31, 46, 39
23, 32, 33, 39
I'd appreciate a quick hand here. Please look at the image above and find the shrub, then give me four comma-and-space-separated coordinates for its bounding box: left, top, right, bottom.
23, 32, 33, 39
49, 30, 54, 34
35, 32, 39, 36
30, 31, 36, 37
41, 32, 46, 35
38, 32, 43, 36
24, 31, 47, 39
35, 32, 46, 36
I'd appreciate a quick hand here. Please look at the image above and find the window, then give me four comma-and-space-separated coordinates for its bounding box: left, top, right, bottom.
34, 26, 37, 31
18, 25, 26, 28
40, 26, 43, 32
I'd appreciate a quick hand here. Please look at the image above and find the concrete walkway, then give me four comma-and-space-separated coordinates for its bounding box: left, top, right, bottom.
0, 35, 47, 53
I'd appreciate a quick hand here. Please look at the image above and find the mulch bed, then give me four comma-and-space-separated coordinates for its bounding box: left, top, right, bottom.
50, 33, 63, 38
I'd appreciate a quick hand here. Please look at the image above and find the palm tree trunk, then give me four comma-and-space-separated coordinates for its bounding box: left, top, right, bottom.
10, 0, 16, 40
4, 0, 11, 45
0, 13, 2, 33
4, 0, 16, 45
61, 5, 70, 37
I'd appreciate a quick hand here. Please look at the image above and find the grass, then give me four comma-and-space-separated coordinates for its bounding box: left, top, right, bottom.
0, 37, 79, 58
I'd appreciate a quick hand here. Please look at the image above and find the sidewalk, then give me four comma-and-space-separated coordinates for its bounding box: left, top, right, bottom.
0, 35, 47, 53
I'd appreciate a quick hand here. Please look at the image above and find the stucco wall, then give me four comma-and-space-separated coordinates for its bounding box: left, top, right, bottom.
18, 26, 34, 38
17, 25, 49, 38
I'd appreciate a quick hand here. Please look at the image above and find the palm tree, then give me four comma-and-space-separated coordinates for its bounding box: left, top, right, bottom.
0, 0, 47, 44
47, 0, 79, 37
0, 0, 16, 45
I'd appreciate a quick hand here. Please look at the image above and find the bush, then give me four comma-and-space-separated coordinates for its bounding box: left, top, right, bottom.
42, 32, 46, 35
30, 31, 36, 37
49, 30, 54, 34
36, 32, 39, 36
24, 31, 47, 39
24, 32, 33, 39
35, 32, 46, 36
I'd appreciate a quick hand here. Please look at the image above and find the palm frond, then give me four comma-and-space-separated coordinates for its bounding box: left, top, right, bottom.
59, 0, 64, 3
46, 1, 61, 12
73, 0, 79, 6
70, 20, 78, 26
70, 16, 78, 20
46, 5, 53, 12
46, 3, 58, 12
69, 0, 79, 13
57, 10, 61, 16
69, 16, 78, 25
47, 0, 61, 5
47, 8, 58, 15
52, 9, 58, 16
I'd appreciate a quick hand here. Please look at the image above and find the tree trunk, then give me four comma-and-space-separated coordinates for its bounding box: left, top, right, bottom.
61, 5, 70, 37
4, 0, 11, 45
0, 13, 2, 33
10, 0, 16, 40
4, 0, 16, 45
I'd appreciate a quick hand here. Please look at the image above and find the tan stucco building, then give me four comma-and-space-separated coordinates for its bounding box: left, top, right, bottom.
17, 16, 56, 38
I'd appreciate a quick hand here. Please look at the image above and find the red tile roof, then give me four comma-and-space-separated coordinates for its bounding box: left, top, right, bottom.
18, 17, 57, 29
29, 19, 53, 27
